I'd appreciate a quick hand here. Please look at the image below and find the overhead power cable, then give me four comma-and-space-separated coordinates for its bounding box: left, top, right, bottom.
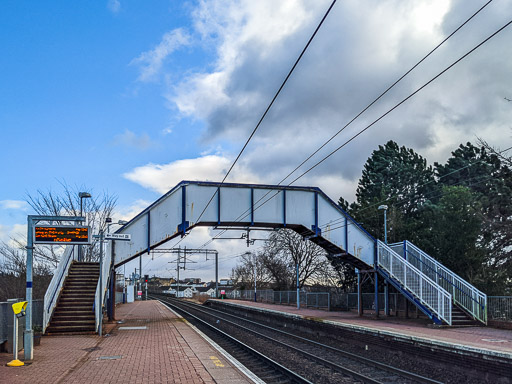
288, 18, 512, 186
199, 1, 496, 248
191, 0, 338, 228
320, 144, 512, 229
202, 18, 512, 248
276, 0, 494, 187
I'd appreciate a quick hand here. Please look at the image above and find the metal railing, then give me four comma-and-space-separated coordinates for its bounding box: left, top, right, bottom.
95, 242, 111, 333
377, 241, 452, 325
389, 241, 487, 324
488, 296, 512, 322
227, 289, 331, 310
43, 245, 75, 333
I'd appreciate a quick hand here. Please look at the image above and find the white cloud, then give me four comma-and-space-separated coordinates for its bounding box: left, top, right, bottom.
159, 0, 512, 203
107, 0, 120, 14
113, 130, 157, 150
114, 199, 153, 223
0, 200, 28, 210
132, 29, 191, 82
123, 155, 259, 194
0, 223, 26, 245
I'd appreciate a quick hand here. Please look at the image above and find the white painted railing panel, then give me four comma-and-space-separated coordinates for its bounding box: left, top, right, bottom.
43, 245, 75, 333
390, 241, 487, 324
95, 241, 112, 333
253, 188, 283, 224
378, 241, 452, 325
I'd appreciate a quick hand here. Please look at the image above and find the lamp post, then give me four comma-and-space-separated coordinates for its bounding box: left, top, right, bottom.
78, 192, 91, 261
105, 218, 128, 320
378, 205, 388, 244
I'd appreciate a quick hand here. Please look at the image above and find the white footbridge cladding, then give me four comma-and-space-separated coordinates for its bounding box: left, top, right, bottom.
104, 180, 486, 326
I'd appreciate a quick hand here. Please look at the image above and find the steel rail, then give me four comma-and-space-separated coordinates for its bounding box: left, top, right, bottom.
174, 297, 442, 384
158, 296, 386, 384
155, 297, 312, 384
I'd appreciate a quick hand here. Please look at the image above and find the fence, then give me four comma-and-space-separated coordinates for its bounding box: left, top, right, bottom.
228, 289, 331, 310
488, 296, 512, 322
1, 299, 43, 346
227, 290, 453, 315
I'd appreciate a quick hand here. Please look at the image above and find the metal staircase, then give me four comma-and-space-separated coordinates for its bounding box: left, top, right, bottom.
45, 262, 99, 335
389, 241, 487, 325
377, 241, 452, 325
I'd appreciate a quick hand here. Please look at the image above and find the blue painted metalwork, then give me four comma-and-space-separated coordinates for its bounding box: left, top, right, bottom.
27, 281, 32, 288
217, 187, 221, 225
311, 191, 322, 236
378, 268, 443, 325
178, 185, 189, 235
345, 216, 348, 251
147, 211, 151, 254
282, 189, 286, 227
374, 271, 379, 317
250, 188, 254, 226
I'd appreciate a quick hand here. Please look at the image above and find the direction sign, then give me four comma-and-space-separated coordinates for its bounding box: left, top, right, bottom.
34, 226, 91, 245
105, 233, 131, 241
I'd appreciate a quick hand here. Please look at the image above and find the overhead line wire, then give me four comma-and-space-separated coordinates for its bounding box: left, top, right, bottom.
198, 1, 496, 248
287, 19, 512, 187
191, 0, 338, 229
320, 144, 512, 228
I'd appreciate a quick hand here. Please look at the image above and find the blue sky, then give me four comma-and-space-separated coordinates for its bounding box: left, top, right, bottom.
1, 0, 511, 279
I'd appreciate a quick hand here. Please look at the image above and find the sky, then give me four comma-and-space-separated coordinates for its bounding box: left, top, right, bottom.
1, 0, 511, 282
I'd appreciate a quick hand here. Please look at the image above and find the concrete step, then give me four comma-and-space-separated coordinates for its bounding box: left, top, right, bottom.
56, 304, 94, 311
45, 325, 96, 334
50, 319, 95, 327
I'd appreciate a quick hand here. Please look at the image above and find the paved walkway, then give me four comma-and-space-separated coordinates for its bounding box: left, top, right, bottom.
1, 301, 253, 384
213, 299, 512, 358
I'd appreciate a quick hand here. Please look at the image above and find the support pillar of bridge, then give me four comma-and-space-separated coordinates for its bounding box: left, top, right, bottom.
374, 271, 379, 319
357, 271, 362, 316
384, 281, 390, 316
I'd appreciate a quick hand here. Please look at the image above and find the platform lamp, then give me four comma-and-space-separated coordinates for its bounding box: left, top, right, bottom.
78, 192, 92, 261
378, 205, 388, 244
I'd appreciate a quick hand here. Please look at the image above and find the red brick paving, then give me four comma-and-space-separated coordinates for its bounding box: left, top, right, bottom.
216, 299, 512, 357
1, 301, 252, 383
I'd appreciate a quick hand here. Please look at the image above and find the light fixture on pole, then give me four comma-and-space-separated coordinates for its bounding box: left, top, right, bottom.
107, 219, 128, 234
78, 192, 92, 262
378, 205, 388, 244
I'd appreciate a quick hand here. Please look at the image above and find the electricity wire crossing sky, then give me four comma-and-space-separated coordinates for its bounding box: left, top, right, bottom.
1, 0, 511, 280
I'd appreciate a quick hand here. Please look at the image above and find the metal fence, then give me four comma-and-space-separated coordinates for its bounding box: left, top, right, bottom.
488, 296, 512, 322
227, 291, 512, 323
226, 290, 447, 314
228, 290, 331, 310
1, 299, 43, 345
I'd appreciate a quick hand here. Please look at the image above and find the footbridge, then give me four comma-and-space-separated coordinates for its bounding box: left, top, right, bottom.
43, 181, 487, 336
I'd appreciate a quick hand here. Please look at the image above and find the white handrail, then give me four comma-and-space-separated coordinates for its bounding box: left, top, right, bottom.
377, 241, 452, 325
43, 245, 75, 333
95, 241, 112, 333
390, 241, 487, 324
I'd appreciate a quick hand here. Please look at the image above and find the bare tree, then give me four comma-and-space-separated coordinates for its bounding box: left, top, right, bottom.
25, 181, 117, 263
231, 251, 272, 290
0, 183, 117, 299
265, 229, 327, 289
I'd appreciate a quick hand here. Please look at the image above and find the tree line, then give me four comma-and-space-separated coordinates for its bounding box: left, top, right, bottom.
233, 140, 511, 295
0, 183, 116, 301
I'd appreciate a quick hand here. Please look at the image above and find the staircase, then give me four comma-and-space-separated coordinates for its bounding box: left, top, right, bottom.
45, 262, 99, 335
388, 241, 487, 326
451, 304, 480, 326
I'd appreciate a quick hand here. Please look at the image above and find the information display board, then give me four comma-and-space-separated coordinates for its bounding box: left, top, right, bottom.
34, 225, 91, 244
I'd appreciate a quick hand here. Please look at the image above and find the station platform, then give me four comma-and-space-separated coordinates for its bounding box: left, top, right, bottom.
210, 299, 512, 360
0, 300, 255, 384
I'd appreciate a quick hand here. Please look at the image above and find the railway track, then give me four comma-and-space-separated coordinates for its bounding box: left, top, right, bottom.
155, 295, 312, 384
153, 295, 442, 384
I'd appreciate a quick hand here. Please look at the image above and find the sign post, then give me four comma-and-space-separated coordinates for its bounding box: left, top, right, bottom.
25, 215, 86, 361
